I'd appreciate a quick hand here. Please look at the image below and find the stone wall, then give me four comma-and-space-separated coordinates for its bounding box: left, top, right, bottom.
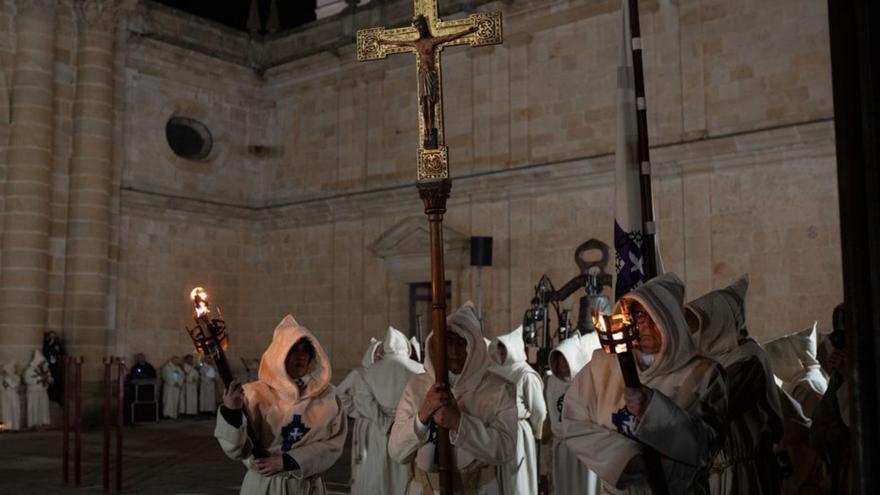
0, 0, 841, 379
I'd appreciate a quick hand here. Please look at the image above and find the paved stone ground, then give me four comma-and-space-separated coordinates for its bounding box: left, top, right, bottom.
0, 416, 352, 494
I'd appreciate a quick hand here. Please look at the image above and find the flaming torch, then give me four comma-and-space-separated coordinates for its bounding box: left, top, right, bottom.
187, 288, 233, 385
593, 307, 669, 495
185, 287, 265, 457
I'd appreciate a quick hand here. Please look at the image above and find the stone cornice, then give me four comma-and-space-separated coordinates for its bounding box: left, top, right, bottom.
120, 119, 835, 229
75, 0, 131, 31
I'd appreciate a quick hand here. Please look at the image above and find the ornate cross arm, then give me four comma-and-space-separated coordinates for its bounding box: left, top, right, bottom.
357, 11, 502, 61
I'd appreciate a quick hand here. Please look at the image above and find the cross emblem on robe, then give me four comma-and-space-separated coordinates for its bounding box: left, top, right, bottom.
357, 0, 502, 181
281, 414, 310, 452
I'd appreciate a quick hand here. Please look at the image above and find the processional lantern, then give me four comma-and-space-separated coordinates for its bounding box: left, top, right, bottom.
186, 288, 232, 384
357, 2, 502, 494
593, 305, 669, 495
184, 287, 265, 457
593, 305, 641, 387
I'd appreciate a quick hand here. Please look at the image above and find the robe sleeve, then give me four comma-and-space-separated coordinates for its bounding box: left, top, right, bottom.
288, 396, 348, 480
389, 376, 430, 464
354, 386, 395, 433
562, 365, 642, 489
214, 405, 254, 461
336, 371, 362, 418
450, 381, 517, 465
634, 363, 727, 469
522, 373, 548, 440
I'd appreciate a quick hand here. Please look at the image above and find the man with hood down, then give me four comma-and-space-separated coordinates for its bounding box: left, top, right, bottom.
686, 276, 784, 494
546, 332, 602, 495
562, 273, 728, 494
356, 326, 425, 494
389, 302, 517, 494
215, 315, 346, 495
337, 337, 382, 492
488, 325, 547, 495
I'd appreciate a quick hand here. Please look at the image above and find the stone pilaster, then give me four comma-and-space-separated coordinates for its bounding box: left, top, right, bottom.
0, 0, 57, 362
62, 0, 121, 359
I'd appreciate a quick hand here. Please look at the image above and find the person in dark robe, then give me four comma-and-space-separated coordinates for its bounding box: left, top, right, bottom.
685, 276, 784, 494
128, 353, 157, 379
42, 331, 65, 403
125, 353, 158, 424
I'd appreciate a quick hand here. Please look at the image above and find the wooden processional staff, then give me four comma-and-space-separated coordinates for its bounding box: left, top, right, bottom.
358, 2, 502, 493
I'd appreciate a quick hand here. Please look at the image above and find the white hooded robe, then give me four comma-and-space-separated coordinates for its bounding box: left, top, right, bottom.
357, 326, 425, 494
546, 332, 602, 495
162, 360, 184, 419
1, 363, 22, 430
23, 350, 52, 427
214, 314, 346, 495
686, 276, 784, 495
765, 323, 827, 418
200, 362, 219, 412
337, 337, 382, 491
182, 361, 200, 415
389, 302, 517, 495
562, 273, 728, 495
487, 326, 547, 495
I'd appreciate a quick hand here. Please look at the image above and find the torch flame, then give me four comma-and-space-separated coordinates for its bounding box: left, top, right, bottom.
191, 287, 209, 318
592, 311, 609, 334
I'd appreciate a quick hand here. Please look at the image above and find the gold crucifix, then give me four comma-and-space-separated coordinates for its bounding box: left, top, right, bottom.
357, 1, 502, 181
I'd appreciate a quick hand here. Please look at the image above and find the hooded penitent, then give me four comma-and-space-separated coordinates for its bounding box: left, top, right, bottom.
410, 336, 422, 362
686, 276, 784, 495
1, 362, 22, 430
356, 327, 425, 494
214, 315, 346, 495
24, 350, 52, 427
389, 302, 517, 494
546, 332, 602, 495
764, 323, 828, 417
336, 337, 382, 494
562, 273, 727, 495
488, 326, 547, 495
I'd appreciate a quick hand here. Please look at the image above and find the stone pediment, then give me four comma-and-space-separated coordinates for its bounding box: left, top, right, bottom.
369, 216, 469, 282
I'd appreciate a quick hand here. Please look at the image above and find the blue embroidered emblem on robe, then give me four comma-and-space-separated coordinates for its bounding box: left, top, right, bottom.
281, 414, 310, 452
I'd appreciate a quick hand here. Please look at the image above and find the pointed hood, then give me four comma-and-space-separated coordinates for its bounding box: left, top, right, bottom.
765, 322, 821, 383
2, 362, 17, 375
488, 325, 537, 384
550, 331, 601, 381
361, 338, 382, 368
384, 326, 411, 356
614, 273, 696, 380
28, 349, 47, 368
257, 314, 332, 402
424, 302, 489, 397
686, 275, 749, 361
410, 336, 422, 362
364, 328, 425, 409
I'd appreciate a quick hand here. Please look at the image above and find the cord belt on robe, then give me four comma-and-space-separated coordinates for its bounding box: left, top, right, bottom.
414, 465, 496, 495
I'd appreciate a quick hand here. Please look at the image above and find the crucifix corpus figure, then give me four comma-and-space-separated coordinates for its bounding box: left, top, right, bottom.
379, 15, 476, 149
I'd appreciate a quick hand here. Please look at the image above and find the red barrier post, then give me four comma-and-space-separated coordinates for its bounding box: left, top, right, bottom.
74, 357, 83, 487
62, 356, 70, 486
103, 357, 111, 491
116, 358, 125, 493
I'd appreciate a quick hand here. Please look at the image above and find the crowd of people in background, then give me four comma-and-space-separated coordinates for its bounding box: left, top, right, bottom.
326, 274, 850, 495
156, 353, 219, 419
